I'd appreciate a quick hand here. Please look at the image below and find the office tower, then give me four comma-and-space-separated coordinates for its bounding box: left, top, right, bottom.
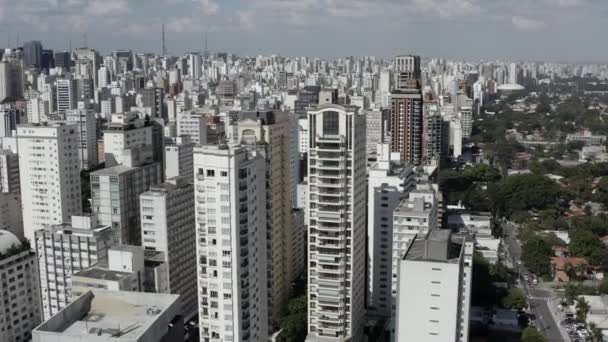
164, 136, 194, 179
306, 104, 366, 342
0, 59, 24, 102
391, 184, 438, 324
17, 123, 82, 243
378, 70, 392, 107
508, 62, 518, 84
367, 144, 416, 317
295, 86, 321, 115
66, 104, 99, 170
0, 149, 19, 193
139, 177, 197, 319
177, 112, 208, 144
53, 51, 71, 69
188, 53, 201, 80
34, 215, 115, 320
33, 289, 183, 342
0, 230, 42, 342
97, 66, 110, 88
76, 77, 94, 101
41, 49, 54, 70
23, 40, 43, 68
236, 110, 293, 327
73, 48, 100, 89
56, 78, 77, 116
90, 161, 162, 245
394, 230, 473, 342
391, 55, 423, 166
194, 145, 269, 342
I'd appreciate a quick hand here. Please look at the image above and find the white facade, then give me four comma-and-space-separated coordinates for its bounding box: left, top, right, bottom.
103, 112, 154, 167
298, 118, 309, 154
458, 106, 473, 140
17, 124, 82, 243
395, 231, 473, 342
0, 230, 42, 342
164, 136, 194, 180
177, 112, 208, 145
55, 78, 77, 117
306, 105, 366, 342
139, 177, 198, 319
34, 215, 114, 320
367, 144, 415, 317
194, 145, 269, 342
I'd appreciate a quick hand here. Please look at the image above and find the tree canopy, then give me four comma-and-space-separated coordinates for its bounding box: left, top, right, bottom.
521, 236, 553, 277
521, 327, 547, 342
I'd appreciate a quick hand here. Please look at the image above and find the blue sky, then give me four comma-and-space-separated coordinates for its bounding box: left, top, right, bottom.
1, 0, 607, 62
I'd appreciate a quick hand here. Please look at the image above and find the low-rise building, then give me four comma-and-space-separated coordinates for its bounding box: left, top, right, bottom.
32, 289, 183, 342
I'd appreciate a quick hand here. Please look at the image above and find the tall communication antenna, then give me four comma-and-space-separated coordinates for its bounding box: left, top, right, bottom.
82, 33, 87, 48
162, 23, 168, 56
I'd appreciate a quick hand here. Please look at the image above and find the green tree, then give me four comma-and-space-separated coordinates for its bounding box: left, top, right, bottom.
565, 283, 579, 304
569, 228, 607, 265
280, 295, 307, 342
576, 296, 590, 322
521, 327, 547, 342
521, 236, 552, 277
589, 322, 603, 342
598, 278, 608, 294
502, 288, 527, 311
496, 174, 561, 215
462, 164, 502, 183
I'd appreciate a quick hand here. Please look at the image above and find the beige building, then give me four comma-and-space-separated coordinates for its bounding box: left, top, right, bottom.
236, 110, 294, 328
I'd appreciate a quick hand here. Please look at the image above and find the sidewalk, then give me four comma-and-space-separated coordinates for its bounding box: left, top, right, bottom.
546, 295, 571, 341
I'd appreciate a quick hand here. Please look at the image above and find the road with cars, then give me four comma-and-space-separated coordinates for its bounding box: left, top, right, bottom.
503, 221, 567, 341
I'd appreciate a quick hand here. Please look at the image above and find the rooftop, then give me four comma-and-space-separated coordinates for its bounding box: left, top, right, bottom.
91, 164, 135, 175
34, 289, 180, 340
404, 230, 466, 263
74, 266, 133, 282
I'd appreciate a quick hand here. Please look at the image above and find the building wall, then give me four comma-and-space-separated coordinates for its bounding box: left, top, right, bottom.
18, 124, 82, 243
0, 249, 42, 342
306, 105, 366, 342
194, 146, 269, 342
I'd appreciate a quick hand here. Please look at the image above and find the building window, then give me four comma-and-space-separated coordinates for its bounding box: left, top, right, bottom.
322, 111, 339, 135
207, 170, 215, 177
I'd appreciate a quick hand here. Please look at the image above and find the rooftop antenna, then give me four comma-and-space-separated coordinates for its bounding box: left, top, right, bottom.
82, 33, 87, 48
162, 23, 167, 56
69, 39, 72, 54
16, 33, 19, 47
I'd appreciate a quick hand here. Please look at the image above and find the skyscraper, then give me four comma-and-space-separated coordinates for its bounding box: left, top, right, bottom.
235, 110, 294, 328
194, 145, 269, 342
17, 123, 82, 243
139, 177, 197, 320
0, 59, 24, 102
66, 103, 99, 170
391, 55, 423, 165
306, 104, 366, 342
56, 78, 77, 117
22, 40, 43, 68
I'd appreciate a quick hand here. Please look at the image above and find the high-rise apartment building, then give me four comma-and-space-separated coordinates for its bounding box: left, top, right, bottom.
306, 104, 367, 342
391, 55, 423, 165
103, 112, 162, 167
194, 145, 269, 342
395, 230, 473, 342
34, 215, 115, 320
164, 135, 194, 179
0, 105, 21, 137
365, 108, 390, 161
17, 123, 82, 243
235, 110, 294, 327
139, 177, 197, 320
367, 144, 416, 317
0, 230, 42, 342
177, 112, 208, 145
66, 103, 99, 170
391, 184, 439, 327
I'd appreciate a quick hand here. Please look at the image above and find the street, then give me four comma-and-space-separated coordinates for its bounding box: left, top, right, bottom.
503, 221, 567, 342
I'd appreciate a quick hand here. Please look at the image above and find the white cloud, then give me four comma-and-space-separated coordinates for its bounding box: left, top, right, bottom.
512, 16, 547, 31
85, 0, 129, 16
197, 0, 219, 15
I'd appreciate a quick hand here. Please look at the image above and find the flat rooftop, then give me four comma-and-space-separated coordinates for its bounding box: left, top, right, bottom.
74, 266, 132, 282
404, 230, 463, 263
34, 289, 179, 340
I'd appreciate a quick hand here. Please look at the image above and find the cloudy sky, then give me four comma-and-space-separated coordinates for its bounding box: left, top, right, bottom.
0, 0, 606, 62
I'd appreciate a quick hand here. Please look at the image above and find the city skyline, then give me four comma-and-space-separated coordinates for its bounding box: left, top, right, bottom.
0, 0, 607, 63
